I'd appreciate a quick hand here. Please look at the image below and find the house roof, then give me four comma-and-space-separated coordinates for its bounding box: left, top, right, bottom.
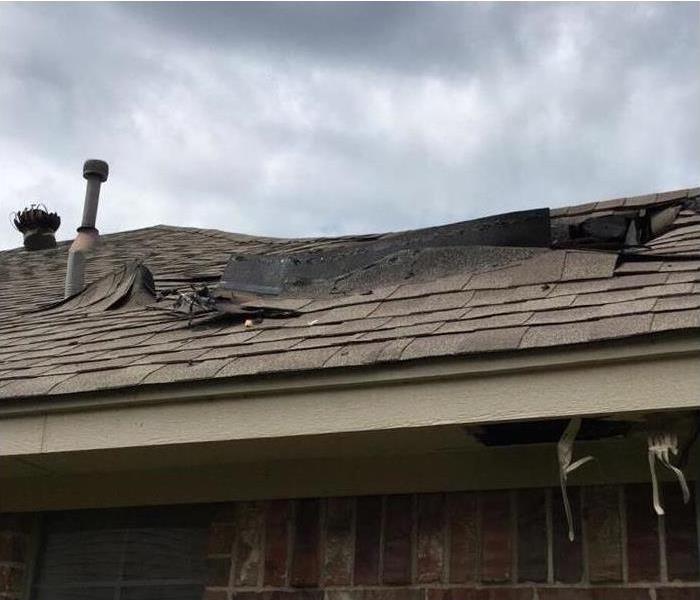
1, 187, 699, 400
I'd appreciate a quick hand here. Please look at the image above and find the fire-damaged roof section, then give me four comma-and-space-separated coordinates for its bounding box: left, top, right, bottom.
220, 209, 550, 297
0, 186, 698, 400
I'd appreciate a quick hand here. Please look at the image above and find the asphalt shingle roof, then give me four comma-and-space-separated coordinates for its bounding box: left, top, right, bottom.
1, 187, 699, 400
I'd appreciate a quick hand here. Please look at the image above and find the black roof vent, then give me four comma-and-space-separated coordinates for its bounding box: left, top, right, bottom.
12, 204, 61, 251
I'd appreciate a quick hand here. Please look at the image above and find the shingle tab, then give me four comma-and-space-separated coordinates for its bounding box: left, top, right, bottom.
141, 358, 233, 384
520, 323, 593, 348
51, 364, 162, 395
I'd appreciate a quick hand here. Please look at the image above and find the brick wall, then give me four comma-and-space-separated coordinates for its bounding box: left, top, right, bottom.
3, 483, 698, 600
205, 483, 700, 600
0, 514, 32, 600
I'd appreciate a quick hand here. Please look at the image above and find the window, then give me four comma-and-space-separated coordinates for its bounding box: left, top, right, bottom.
32, 505, 210, 600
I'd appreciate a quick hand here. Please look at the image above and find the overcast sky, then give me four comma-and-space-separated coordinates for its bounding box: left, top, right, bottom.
1, 2, 698, 250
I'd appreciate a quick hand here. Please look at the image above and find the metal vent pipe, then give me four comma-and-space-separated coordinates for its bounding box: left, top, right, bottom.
65, 159, 109, 297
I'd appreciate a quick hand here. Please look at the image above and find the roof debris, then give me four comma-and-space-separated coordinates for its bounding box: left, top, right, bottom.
36, 260, 156, 313
557, 417, 594, 542
152, 284, 300, 326
646, 415, 693, 516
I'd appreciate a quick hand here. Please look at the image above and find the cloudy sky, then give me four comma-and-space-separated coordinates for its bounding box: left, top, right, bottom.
1, 2, 698, 250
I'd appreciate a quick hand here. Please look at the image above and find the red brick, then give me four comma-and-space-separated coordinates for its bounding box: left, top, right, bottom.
656, 590, 700, 600
208, 523, 235, 555
551, 485, 582, 583
426, 590, 489, 600
625, 483, 659, 582
322, 497, 354, 586
664, 482, 699, 581
448, 492, 478, 583
517, 489, 547, 582
538, 591, 649, 600
232, 593, 324, 600
234, 501, 265, 586
206, 557, 231, 587
0, 533, 26, 563
290, 499, 321, 587
416, 493, 446, 583
0, 565, 22, 594
356, 591, 422, 600
590, 590, 650, 600
354, 496, 382, 585
481, 491, 513, 583
537, 591, 590, 600
488, 591, 534, 600
264, 500, 291, 586
428, 591, 531, 600
382, 494, 413, 584
584, 485, 623, 583
593, 588, 649, 600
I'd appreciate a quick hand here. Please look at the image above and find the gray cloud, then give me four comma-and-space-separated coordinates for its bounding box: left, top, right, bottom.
0, 2, 698, 249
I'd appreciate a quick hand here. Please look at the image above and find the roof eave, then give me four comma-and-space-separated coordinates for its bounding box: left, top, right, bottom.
0, 329, 698, 461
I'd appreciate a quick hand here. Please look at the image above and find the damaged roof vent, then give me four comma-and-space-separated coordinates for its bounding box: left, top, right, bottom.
12, 204, 61, 251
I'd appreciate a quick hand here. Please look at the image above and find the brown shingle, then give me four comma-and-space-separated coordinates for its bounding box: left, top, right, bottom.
325, 340, 409, 368
215, 346, 343, 378
589, 314, 653, 341
142, 358, 234, 384
199, 338, 300, 360
509, 251, 566, 286
0, 374, 75, 398
562, 250, 617, 281
653, 294, 700, 312
651, 309, 700, 332
401, 327, 527, 360
370, 291, 473, 318
51, 364, 162, 395
436, 312, 532, 334
359, 322, 442, 341
520, 323, 593, 348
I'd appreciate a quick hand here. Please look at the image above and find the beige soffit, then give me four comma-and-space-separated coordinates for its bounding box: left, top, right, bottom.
0, 332, 698, 459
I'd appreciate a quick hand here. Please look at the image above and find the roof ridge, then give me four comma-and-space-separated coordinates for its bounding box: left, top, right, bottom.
2, 185, 697, 255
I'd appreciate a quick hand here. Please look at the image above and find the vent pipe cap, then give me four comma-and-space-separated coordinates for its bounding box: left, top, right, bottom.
83, 159, 109, 182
